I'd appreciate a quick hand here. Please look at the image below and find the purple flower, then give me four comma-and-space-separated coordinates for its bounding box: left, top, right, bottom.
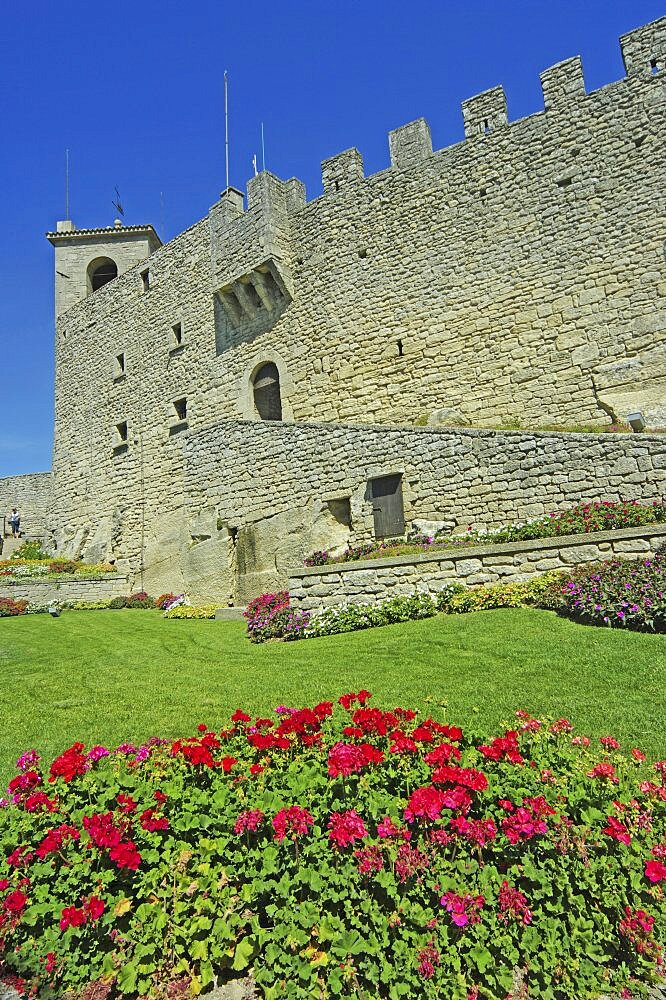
16, 749, 40, 772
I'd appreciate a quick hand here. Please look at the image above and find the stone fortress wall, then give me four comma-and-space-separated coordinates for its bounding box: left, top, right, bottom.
43, 18, 665, 599
0, 473, 52, 543
184, 421, 666, 601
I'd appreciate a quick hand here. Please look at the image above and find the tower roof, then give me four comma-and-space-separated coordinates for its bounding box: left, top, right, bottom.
46, 223, 162, 250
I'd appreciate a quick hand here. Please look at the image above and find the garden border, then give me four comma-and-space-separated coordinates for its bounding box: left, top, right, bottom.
289, 524, 666, 610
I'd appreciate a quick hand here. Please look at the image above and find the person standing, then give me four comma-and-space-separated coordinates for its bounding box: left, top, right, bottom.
8, 508, 20, 537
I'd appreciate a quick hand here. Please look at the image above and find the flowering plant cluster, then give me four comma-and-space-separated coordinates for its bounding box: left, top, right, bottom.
243, 590, 310, 643
163, 604, 217, 620
555, 553, 666, 631
303, 500, 666, 567
1, 693, 665, 999
0, 557, 116, 582
108, 593, 156, 610
0, 597, 28, 618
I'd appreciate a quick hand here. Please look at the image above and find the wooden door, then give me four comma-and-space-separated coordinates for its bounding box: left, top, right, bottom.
369, 474, 405, 538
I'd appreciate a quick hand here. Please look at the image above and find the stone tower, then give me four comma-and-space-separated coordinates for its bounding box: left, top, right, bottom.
47, 220, 161, 317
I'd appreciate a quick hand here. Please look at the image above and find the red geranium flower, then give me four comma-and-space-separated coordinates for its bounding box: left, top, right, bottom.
109, 840, 141, 870
4, 890, 28, 915
272, 806, 314, 843
603, 816, 631, 845
645, 860, 666, 883
49, 743, 89, 783
328, 809, 368, 848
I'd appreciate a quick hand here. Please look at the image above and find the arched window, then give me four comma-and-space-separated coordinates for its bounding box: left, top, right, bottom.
252, 362, 282, 421
87, 257, 118, 294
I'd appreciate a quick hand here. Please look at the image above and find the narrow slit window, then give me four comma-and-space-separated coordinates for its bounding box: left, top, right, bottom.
115, 421, 128, 443
397, 339, 404, 357
141, 269, 150, 292
173, 397, 187, 421
171, 322, 183, 347
650, 58, 659, 75
115, 352, 125, 377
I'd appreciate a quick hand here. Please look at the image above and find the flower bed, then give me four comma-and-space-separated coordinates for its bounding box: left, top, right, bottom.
0, 693, 664, 998
556, 554, 666, 631
304, 500, 666, 567
251, 553, 666, 642
0, 559, 118, 584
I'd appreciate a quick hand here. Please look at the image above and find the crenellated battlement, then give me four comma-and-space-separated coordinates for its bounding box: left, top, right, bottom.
202, 16, 665, 223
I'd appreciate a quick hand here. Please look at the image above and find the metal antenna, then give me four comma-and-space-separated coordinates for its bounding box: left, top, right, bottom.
261, 122, 266, 172
224, 70, 230, 191
65, 148, 70, 219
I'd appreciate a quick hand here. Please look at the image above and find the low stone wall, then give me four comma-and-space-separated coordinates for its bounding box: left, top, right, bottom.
0, 576, 129, 606
288, 525, 666, 610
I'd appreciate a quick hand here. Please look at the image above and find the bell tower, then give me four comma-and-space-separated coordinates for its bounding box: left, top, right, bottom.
47, 219, 161, 318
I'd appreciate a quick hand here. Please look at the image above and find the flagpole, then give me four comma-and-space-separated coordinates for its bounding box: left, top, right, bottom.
224, 70, 229, 191
261, 122, 265, 172
65, 149, 70, 219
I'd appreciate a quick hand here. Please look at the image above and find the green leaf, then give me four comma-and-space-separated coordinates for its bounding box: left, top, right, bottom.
232, 935, 257, 971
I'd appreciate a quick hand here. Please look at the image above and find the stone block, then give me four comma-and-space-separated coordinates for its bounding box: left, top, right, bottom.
559, 545, 602, 563
612, 539, 651, 552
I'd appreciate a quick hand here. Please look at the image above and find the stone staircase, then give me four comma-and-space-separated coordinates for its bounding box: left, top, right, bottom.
0, 535, 22, 559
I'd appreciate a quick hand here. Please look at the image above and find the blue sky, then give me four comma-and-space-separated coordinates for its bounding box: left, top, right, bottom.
0, 0, 663, 477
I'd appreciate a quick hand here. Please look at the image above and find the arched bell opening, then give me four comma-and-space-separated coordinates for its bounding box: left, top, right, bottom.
87, 257, 118, 294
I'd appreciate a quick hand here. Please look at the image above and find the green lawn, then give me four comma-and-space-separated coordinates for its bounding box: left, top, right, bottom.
0, 608, 664, 784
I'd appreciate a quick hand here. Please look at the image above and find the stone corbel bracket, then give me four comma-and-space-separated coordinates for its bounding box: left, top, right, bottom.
215, 259, 293, 327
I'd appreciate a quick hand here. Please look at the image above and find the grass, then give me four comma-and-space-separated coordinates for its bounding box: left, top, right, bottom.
0, 608, 665, 784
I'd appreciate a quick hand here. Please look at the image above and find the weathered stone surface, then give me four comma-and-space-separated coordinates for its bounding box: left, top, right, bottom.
0, 576, 128, 605
289, 525, 666, 610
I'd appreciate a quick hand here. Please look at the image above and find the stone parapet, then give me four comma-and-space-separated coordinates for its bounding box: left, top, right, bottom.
288, 525, 666, 610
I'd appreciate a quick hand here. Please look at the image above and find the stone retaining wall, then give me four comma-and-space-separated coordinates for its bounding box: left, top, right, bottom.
0, 576, 128, 606
288, 524, 666, 610
187, 418, 666, 602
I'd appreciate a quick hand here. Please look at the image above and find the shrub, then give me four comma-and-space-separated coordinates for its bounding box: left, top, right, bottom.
47, 560, 80, 575
306, 592, 437, 638
63, 600, 114, 611
126, 592, 155, 609
0, 693, 664, 998
243, 591, 310, 643
155, 593, 178, 610
555, 553, 666, 632
0, 597, 28, 617
108, 593, 156, 610
303, 550, 329, 567
163, 605, 218, 620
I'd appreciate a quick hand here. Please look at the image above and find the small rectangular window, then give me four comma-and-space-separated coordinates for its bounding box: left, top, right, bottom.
171, 322, 183, 348
141, 268, 150, 292
113, 420, 129, 453
115, 352, 125, 378
173, 397, 187, 421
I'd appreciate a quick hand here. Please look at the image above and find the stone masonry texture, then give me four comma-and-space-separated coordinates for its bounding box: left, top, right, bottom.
34, 18, 666, 600
0, 473, 52, 541
287, 524, 666, 609
185, 421, 666, 602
